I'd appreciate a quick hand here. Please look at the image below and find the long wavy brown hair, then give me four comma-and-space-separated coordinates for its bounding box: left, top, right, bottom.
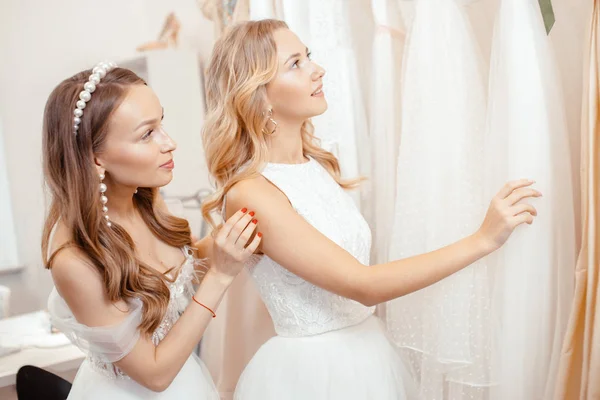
201, 19, 360, 227
42, 68, 192, 335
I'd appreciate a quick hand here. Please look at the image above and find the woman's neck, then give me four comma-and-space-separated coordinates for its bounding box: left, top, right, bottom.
266, 118, 307, 164
103, 180, 139, 222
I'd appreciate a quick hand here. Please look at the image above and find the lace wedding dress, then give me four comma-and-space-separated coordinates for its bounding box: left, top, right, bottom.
47, 246, 219, 399
233, 158, 416, 400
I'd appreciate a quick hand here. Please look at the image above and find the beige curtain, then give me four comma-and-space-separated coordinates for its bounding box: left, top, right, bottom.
555, 2, 600, 398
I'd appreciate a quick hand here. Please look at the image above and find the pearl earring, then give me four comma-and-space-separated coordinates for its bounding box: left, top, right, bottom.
99, 173, 112, 227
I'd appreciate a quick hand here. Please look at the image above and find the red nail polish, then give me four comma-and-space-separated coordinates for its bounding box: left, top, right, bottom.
241, 208, 248, 213
249, 211, 255, 217
252, 219, 258, 224
257, 232, 262, 237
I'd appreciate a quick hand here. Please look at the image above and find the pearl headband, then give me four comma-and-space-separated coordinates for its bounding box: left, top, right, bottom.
73, 61, 118, 135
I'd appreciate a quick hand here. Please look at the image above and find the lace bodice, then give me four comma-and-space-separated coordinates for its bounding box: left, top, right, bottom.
245, 158, 375, 337
48, 246, 198, 379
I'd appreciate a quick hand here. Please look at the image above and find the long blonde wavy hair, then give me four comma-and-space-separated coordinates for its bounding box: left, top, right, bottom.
202, 19, 360, 227
42, 68, 193, 335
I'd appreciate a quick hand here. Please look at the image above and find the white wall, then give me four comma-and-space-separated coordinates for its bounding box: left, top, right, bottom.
0, 0, 215, 315
0, 117, 19, 269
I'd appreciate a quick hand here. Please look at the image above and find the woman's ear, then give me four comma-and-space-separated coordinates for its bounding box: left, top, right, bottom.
94, 156, 105, 178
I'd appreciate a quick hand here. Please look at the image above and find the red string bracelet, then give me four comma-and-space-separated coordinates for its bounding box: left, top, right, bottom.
192, 296, 216, 318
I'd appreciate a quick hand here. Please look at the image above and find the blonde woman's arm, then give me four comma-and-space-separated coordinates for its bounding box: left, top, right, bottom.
225, 178, 539, 306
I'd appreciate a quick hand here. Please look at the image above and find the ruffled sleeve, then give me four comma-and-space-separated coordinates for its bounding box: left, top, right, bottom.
47, 288, 142, 363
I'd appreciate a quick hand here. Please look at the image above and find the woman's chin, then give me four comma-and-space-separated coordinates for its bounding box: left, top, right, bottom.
310, 101, 328, 117
145, 175, 173, 189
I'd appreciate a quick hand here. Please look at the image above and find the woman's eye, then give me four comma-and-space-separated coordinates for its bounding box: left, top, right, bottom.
142, 130, 154, 140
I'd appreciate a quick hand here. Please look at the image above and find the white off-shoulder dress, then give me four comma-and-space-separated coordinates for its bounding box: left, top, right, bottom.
47, 246, 219, 399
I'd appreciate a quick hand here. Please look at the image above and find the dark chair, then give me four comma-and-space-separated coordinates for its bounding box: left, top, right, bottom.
16, 365, 72, 400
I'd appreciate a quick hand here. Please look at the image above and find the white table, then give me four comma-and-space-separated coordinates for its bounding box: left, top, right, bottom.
0, 343, 84, 387
0, 310, 85, 399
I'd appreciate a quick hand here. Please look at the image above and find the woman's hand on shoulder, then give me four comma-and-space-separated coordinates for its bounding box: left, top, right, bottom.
208, 207, 262, 282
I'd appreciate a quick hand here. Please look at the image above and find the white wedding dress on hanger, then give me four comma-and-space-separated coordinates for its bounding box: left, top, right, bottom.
485, 0, 576, 399
369, 0, 405, 264
386, 0, 494, 398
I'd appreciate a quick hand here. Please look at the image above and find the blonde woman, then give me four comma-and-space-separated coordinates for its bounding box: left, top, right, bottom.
42, 63, 262, 399
202, 20, 540, 399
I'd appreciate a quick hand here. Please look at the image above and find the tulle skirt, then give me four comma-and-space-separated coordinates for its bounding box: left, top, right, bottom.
234, 316, 417, 400
67, 353, 219, 399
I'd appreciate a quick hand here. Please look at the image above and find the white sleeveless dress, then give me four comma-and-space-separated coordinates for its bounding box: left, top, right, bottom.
47, 246, 219, 399
233, 158, 416, 400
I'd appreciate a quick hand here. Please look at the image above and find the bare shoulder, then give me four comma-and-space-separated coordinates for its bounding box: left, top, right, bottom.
227, 175, 276, 201
226, 175, 290, 219
50, 248, 103, 298
49, 222, 100, 291
49, 222, 122, 326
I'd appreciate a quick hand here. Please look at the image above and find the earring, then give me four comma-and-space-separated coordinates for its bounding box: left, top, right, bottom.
134, 188, 138, 194
99, 173, 112, 227
264, 109, 278, 135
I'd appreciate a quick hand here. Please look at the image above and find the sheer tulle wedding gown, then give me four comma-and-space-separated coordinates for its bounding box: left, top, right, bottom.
485, 1, 576, 399
387, 0, 577, 398
386, 0, 495, 399
369, 0, 405, 264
